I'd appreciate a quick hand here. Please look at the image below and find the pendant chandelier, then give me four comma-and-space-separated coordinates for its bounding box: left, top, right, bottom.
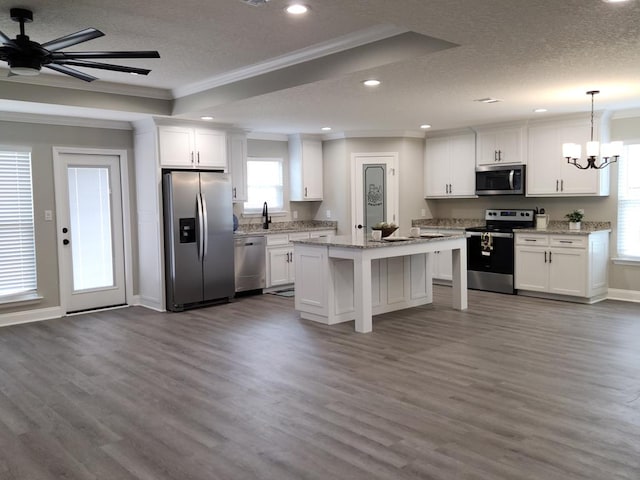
562, 90, 622, 169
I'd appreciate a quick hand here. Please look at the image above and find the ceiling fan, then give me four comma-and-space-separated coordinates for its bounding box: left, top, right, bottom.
0, 8, 160, 82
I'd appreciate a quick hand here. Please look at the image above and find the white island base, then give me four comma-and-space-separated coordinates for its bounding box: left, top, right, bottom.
292, 235, 468, 333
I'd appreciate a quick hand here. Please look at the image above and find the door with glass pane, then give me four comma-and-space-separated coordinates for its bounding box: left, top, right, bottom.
54, 152, 125, 313
352, 153, 399, 242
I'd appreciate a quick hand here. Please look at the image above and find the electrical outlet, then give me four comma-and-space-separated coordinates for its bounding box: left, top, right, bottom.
421, 209, 426, 217
293, 210, 298, 219
326, 209, 331, 218
44, 210, 53, 221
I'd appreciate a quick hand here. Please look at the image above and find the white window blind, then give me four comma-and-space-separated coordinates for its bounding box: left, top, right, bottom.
617, 144, 640, 259
0, 148, 37, 298
244, 157, 284, 213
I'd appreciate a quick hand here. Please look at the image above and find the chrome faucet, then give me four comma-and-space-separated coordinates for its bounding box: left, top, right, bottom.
262, 201, 272, 229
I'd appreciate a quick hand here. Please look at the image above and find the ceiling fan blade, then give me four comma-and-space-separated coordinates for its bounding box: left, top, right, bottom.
0, 29, 11, 45
45, 63, 98, 82
53, 59, 151, 75
41, 28, 105, 52
51, 50, 160, 60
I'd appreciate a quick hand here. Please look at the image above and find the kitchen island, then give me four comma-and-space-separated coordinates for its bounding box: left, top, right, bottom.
292, 234, 467, 333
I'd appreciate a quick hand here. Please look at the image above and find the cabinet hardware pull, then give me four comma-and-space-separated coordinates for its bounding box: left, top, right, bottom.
304, 187, 308, 197
525, 239, 536, 242
549, 252, 552, 263
233, 187, 237, 198
191, 151, 194, 163
445, 184, 449, 194
556, 179, 559, 192
197, 152, 200, 164
498, 150, 502, 161
560, 179, 564, 192
544, 251, 547, 263
494, 150, 498, 162
559, 240, 572, 244
449, 183, 452, 194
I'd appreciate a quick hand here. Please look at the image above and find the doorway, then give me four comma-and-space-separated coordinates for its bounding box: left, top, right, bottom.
351, 152, 399, 242
53, 147, 132, 314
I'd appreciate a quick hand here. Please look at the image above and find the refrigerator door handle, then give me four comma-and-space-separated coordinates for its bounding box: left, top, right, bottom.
197, 193, 205, 260
201, 192, 209, 258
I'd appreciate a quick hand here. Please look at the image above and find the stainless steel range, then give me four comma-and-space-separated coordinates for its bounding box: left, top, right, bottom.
466, 209, 535, 294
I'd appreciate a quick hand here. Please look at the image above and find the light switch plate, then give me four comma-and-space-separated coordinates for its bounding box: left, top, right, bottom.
44, 210, 53, 221
326, 209, 331, 218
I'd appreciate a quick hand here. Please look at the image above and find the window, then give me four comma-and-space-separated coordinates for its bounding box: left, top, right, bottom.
244, 157, 284, 213
617, 144, 640, 259
0, 148, 37, 300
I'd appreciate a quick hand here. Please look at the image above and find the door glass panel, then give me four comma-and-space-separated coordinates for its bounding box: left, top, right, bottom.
67, 166, 114, 291
363, 164, 386, 234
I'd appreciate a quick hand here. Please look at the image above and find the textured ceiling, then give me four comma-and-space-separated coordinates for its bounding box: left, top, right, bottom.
1, 0, 640, 135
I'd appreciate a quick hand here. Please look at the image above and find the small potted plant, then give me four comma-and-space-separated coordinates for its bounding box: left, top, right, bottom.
565, 209, 584, 230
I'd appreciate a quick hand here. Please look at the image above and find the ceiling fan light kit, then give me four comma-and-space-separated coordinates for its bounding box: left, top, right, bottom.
563, 90, 623, 170
0, 8, 160, 82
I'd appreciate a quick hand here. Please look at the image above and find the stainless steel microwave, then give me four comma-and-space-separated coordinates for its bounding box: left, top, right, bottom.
475, 165, 525, 196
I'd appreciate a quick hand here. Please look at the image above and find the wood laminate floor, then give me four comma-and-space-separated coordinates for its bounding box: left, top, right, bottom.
0, 287, 639, 479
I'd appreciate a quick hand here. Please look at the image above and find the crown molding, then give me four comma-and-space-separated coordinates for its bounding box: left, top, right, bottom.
0, 111, 133, 130
324, 130, 426, 140
246, 132, 289, 141
172, 24, 407, 99
611, 108, 640, 120
1, 69, 173, 100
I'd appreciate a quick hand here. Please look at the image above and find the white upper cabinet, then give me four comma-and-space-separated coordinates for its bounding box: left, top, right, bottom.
526, 117, 609, 197
289, 134, 323, 201
158, 126, 227, 169
228, 133, 247, 202
424, 132, 476, 198
476, 125, 526, 165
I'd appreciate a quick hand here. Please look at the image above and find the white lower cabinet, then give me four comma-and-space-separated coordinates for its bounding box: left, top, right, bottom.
515, 231, 609, 302
419, 228, 464, 283
266, 230, 335, 287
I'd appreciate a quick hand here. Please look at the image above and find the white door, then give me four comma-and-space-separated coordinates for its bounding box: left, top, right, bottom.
352, 153, 399, 242
54, 150, 127, 313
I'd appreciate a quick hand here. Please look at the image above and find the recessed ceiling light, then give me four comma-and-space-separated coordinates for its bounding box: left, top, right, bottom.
533, 108, 547, 113
474, 97, 502, 104
321, 127, 332, 131
420, 124, 432, 129
286, 4, 308, 14
363, 79, 381, 87
201, 116, 214, 120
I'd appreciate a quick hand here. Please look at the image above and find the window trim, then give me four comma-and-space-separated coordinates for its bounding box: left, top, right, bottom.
617, 143, 640, 261
243, 156, 286, 214
0, 146, 38, 303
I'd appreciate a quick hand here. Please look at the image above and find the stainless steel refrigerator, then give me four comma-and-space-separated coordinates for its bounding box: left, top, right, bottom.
163, 170, 234, 311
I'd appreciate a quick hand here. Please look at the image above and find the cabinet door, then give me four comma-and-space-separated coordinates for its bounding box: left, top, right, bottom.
477, 131, 498, 166
228, 134, 247, 202
158, 126, 194, 167
194, 130, 227, 169
424, 137, 450, 197
267, 247, 291, 287
515, 247, 548, 291
450, 134, 476, 196
301, 140, 323, 199
496, 128, 523, 164
548, 248, 587, 296
434, 249, 453, 281
527, 124, 560, 195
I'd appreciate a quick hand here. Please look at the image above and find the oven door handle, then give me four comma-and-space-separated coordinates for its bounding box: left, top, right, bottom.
466, 231, 513, 239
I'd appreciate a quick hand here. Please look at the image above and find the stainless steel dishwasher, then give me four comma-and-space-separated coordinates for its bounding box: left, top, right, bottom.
234, 235, 266, 293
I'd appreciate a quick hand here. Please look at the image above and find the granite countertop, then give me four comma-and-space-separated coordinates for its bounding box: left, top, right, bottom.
411, 218, 484, 229
516, 221, 612, 234
292, 233, 465, 249
234, 220, 337, 236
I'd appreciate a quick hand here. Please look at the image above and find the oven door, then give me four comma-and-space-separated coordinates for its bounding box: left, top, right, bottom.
467, 231, 514, 274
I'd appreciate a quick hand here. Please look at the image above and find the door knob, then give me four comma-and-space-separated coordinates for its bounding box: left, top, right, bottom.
63, 239, 70, 245
62, 227, 68, 233
356, 224, 364, 229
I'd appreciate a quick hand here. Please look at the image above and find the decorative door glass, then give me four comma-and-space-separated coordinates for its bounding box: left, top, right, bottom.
363, 164, 386, 234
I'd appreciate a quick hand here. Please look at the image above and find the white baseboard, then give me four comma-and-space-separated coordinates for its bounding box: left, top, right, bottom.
607, 289, 640, 303
0, 306, 64, 327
